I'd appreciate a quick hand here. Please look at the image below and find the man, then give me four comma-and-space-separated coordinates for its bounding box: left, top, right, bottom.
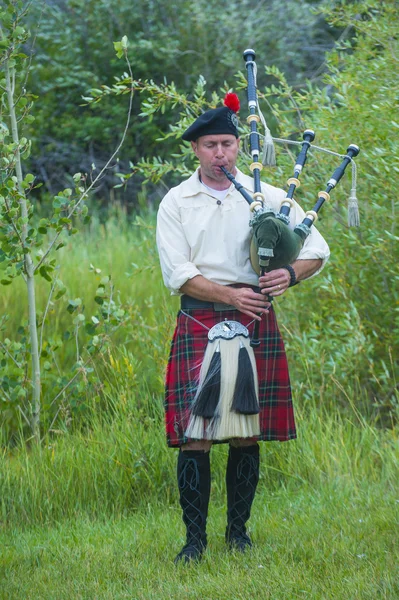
156, 96, 329, 564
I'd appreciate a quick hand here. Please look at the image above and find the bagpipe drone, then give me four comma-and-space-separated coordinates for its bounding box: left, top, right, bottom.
185, 49, 360, 441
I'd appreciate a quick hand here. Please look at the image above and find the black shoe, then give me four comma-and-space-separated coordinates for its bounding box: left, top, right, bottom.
225, 444, 259, 551
226, 530, 252, 552
174, 541, 206, 564
175, 449, 211, 565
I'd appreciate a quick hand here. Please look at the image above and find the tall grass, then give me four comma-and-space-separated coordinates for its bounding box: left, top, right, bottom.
1, 393, 398, 598
1, 211, 396, 426
0, 212, 175, 335
0, 214, 398, 527
1, 391, 398, 526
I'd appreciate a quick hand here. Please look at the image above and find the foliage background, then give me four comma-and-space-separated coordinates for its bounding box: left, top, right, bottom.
0, 1, 398, 597
0, 0, 397, 513
23, 0, 343, 206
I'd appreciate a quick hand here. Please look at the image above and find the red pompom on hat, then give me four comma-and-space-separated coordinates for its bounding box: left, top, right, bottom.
224, 92, 240, 113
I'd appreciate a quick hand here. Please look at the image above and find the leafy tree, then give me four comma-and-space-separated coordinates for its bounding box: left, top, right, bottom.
0, 3, 134, 442
23, 0, 342, 205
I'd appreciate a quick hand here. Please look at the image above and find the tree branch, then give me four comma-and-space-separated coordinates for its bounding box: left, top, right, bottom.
39, 275, 58, 357
34, 48, 135, 273
0, 340, 23, 369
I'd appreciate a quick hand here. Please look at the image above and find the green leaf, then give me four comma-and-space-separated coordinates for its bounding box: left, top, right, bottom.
85, 322, 97, 335
55, 287, 66, 300
39, 266, 52, 282
67, 298, 82, 313
38, 218, 49, 234
13, 26, 25, 37
52, 196, 65, 209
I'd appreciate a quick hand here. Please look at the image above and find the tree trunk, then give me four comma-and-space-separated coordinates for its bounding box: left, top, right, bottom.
5, 59, 41, 441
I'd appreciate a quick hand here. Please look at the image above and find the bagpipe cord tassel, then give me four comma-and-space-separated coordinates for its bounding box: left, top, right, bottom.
259, 106, 276, 167
348, 159, 360, 227
231, 342, 260, 415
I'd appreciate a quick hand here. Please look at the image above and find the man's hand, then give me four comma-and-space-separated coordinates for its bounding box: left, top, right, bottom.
180, 275, 270, 320
229, 287, 271, 320
259, 268, 291, 297
259, 259, 323, 297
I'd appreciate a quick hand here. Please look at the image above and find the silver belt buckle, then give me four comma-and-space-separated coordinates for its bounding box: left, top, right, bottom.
208, 320, 249, 340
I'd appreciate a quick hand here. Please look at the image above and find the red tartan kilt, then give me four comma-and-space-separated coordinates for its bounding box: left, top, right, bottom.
164, 306, 296, 447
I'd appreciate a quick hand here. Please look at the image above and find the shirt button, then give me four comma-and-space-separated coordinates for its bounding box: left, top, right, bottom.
216, 200, 222, 205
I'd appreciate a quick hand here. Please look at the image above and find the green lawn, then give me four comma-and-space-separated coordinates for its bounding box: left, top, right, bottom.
1, 479, 398, 600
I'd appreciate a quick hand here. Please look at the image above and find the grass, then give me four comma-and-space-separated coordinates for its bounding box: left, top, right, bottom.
1, 479, 398, 599
1, 404, 398, 598
1, 398, 398, 525
1, 211, 397, 428
0, 213, 173, 332
1, 215, 398, 597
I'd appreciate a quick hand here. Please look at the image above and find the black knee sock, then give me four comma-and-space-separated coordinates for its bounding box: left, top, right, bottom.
175, 449, 211, 560
226, 444, 259, 543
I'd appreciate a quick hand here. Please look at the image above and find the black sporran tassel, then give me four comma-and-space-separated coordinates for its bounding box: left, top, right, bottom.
231, 344, 259, 415
192, 347, 221, 419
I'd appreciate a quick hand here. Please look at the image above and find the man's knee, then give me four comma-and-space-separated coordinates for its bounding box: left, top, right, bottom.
229, 438, 258, 448
181, 440, 212, 452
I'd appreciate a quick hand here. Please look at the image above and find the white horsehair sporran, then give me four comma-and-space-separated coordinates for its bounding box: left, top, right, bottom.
185, 319, 260, 441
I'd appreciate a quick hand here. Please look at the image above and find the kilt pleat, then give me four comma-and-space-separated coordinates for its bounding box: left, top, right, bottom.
164, 307, 296, 447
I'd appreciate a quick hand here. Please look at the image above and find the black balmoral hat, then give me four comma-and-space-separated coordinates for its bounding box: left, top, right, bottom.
182, 93, 240, 142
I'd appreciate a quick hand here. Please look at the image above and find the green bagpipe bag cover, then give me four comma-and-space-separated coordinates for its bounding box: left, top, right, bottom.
250, 213, 304, 274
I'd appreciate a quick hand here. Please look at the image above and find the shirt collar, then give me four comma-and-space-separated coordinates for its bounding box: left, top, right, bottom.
180, 167, 253, 198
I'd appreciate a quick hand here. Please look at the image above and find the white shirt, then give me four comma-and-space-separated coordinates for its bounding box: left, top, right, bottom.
156, 168, 330, 295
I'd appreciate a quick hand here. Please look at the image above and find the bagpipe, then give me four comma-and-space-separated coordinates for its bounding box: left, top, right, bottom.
222, 48, 359, 346
184, 49, 359, 441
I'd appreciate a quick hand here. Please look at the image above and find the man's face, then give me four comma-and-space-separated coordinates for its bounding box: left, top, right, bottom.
191, 134, 240, 185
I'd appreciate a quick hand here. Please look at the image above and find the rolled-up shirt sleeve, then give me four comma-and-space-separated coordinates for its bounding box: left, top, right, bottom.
285, 194, 330, 278
156, 191, 201, 294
